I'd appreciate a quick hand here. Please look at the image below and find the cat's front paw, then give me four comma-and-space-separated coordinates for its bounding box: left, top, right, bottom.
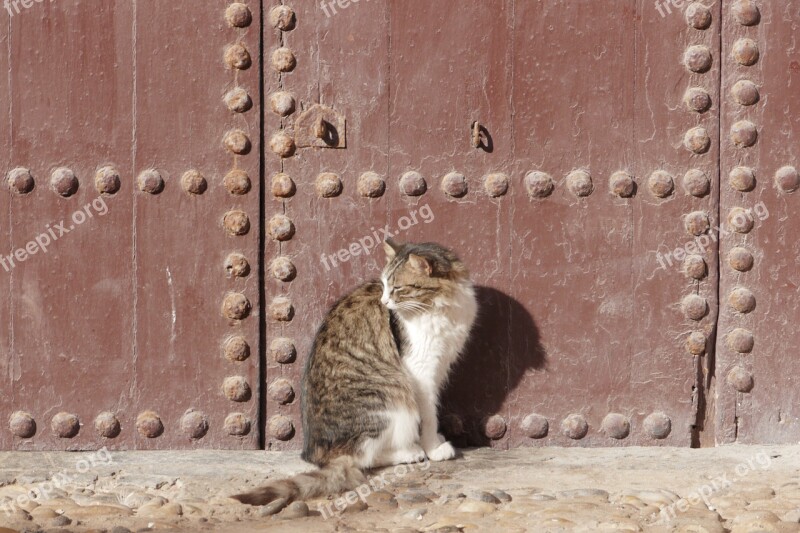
427, 440, 456, 462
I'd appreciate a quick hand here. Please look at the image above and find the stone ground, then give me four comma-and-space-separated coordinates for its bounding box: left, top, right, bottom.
0, 446, 800, 532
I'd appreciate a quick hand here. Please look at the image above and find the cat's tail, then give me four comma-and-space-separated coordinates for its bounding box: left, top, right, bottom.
230, 455, 366, 506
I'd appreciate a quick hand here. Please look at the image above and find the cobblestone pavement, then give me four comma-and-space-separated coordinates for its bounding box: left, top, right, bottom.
0, 445, 799, 532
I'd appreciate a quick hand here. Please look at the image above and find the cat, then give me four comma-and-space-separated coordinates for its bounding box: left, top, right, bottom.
232, 239, 478, 506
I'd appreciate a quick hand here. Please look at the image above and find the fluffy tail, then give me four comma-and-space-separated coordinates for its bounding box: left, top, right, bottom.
231, 456, 366, 506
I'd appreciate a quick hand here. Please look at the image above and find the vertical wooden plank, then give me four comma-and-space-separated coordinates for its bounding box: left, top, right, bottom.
7, 0, 135, 450
132, 0, 260, 449
0, 14, 12, 451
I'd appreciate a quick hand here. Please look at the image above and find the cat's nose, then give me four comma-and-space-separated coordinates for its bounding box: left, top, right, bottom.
380, 296, 390, 306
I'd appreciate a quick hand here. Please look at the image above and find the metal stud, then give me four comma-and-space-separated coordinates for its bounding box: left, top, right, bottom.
727, 328, 755, 353
686, 332, 707, 355
268, 379, 295, 405
223, 210, 251, 236
648, 171, 674, 198
137, 169, 165, 194
51, 167, 79, 197
224, 336, 251, 362
728, 207, 755, 234
729, 166, 756, 192
732, 80, 760, 106
682, 169, 711, 197
224, 87, 253, 113
51, 412, 80, 438
225, 3, 253, 28
775, 166, 800, 193
609, 171, 635, 198
94, 412, 121, 438
684, 255, 707, 280
224, 413, 251, 436
271, 47, 297, 72
400, 171, 427, 196
224, 130, 252, 155
268, 214, 295, 241
441, 172, 468, 198
269, 131, 296, 158
732, 38, 759, 66
600, 413, 630, 439
684, 127, 711, 154
223, 376, 252, 402
272, 173, 296, 198
268, 415, 295, 441
269, 91, 296, 116
269, 296, 294, 321
525, 171, 554, 199
222, 292, 251, 320
728, 247, 754, 272
732, 0, 760, 26
268, 5, 296, 31
483, 172, 509, 197
224, 170, 251, 196
6, 167, 35, 195
685, 3, 712, 29
682, 294, 709, 321
566, 170, 593, 198
95, 166, 121, 195
225, 253, 250, 278
521, 414, 549, 439
224, 43, 251, 70
482, 415, 507, 440
136, 411, 164, 438
358, 171, 386, 198
181, 170, 207, 195
684, 87, 712, 113
181, 410, 209, 439
643, 412, 671, 439
271, 256, 297, 282
731, 120, 758, 148
727, 366, 754, 392
561, 414, 589, 440
729, 287, 756, 314
9, 411, 36, 438
683, 45, 713, 73
270, 338, 296, 364
316, 172, 343, 198
684, 211, 710, 236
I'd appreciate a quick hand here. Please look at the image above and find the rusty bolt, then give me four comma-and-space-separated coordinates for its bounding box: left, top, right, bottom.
268, 415, 295, 441
224, 170, 251, 196
683, 255, 707, 280
223, 210, 251, 236
728, 247, 754, 272
313, 117, 328, 139
601, 413, 630, 440
561, 414, 589, 440
268, 379, 295, 405
222, 292, 251, 320
181, 170, 207, 195
728, 207, 755, 234
729, 166, 756, 192
732, 0, 760, 26
136, 411, 164, 438
731, 120, 758, 148
643, 412, 671, 439
271, 256, 297, 282
223, 376, 252, 402
684, 127, 711, 154
225, 253, 251, 278
483, 172, 509, 197
685, 3, 712, 29
269, 296, 294, 322
137, 169, 165, 194
358, 171, 386, 198
732, 80, 760, 107
684, 87, 712, 113
51, 412, 80, 439
224, 336, 251, 362
686, 332, 707, 355
271, 47, 297, 72
224, 413, 251, 436
525, 171, 554, 199
7, 167, 35, 195
566, 170, 593, 198
732, 38, 759, 66
270, 338, 297, 364
269, 5, 296, 31
224, 130, 252, 155
683, 169, 711, 197
482, 415, 507, 440
648, 170, 674, 198
225, 3, 252, 27
683, 45, 713, 73
775, 166, 800, 193
269, 91, 296, 116
316, 172, 343, 198
682, 294, 709, 321
441, 172, 468, 198
609, 171, 635, 198
442, 414, 465, 437
9, 411, 36, 438
181, 410, 209, 439
521, 414, 549, 439
268, 214, 295, 241
272, 173, 296, 198
728, 366, 754, 393
95, 166, 121, 195
727, 328, 755, 353
270, 131, 296, 158
684, 211, 710, 236
400, 171, 427, 196
94, 412, 121, 438
729, 287, 756, 314
224, 43, 251, 70
224, 87, 253, 113
51, 167, 79, 197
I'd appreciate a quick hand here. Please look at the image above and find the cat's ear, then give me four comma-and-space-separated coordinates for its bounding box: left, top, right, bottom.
408, 254, 433, 276
384, 238, 400, 262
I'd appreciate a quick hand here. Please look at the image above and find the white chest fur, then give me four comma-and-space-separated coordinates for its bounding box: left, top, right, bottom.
399, 283, 478, 391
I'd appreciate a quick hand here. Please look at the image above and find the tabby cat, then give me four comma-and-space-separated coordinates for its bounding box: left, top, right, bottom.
233, 239, 478, 506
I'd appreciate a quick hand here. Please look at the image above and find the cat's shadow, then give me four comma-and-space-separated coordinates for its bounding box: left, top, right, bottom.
440, 286, 547, 447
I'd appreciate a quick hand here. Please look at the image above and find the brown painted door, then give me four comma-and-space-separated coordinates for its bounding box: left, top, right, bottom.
1, 0, 796, 451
